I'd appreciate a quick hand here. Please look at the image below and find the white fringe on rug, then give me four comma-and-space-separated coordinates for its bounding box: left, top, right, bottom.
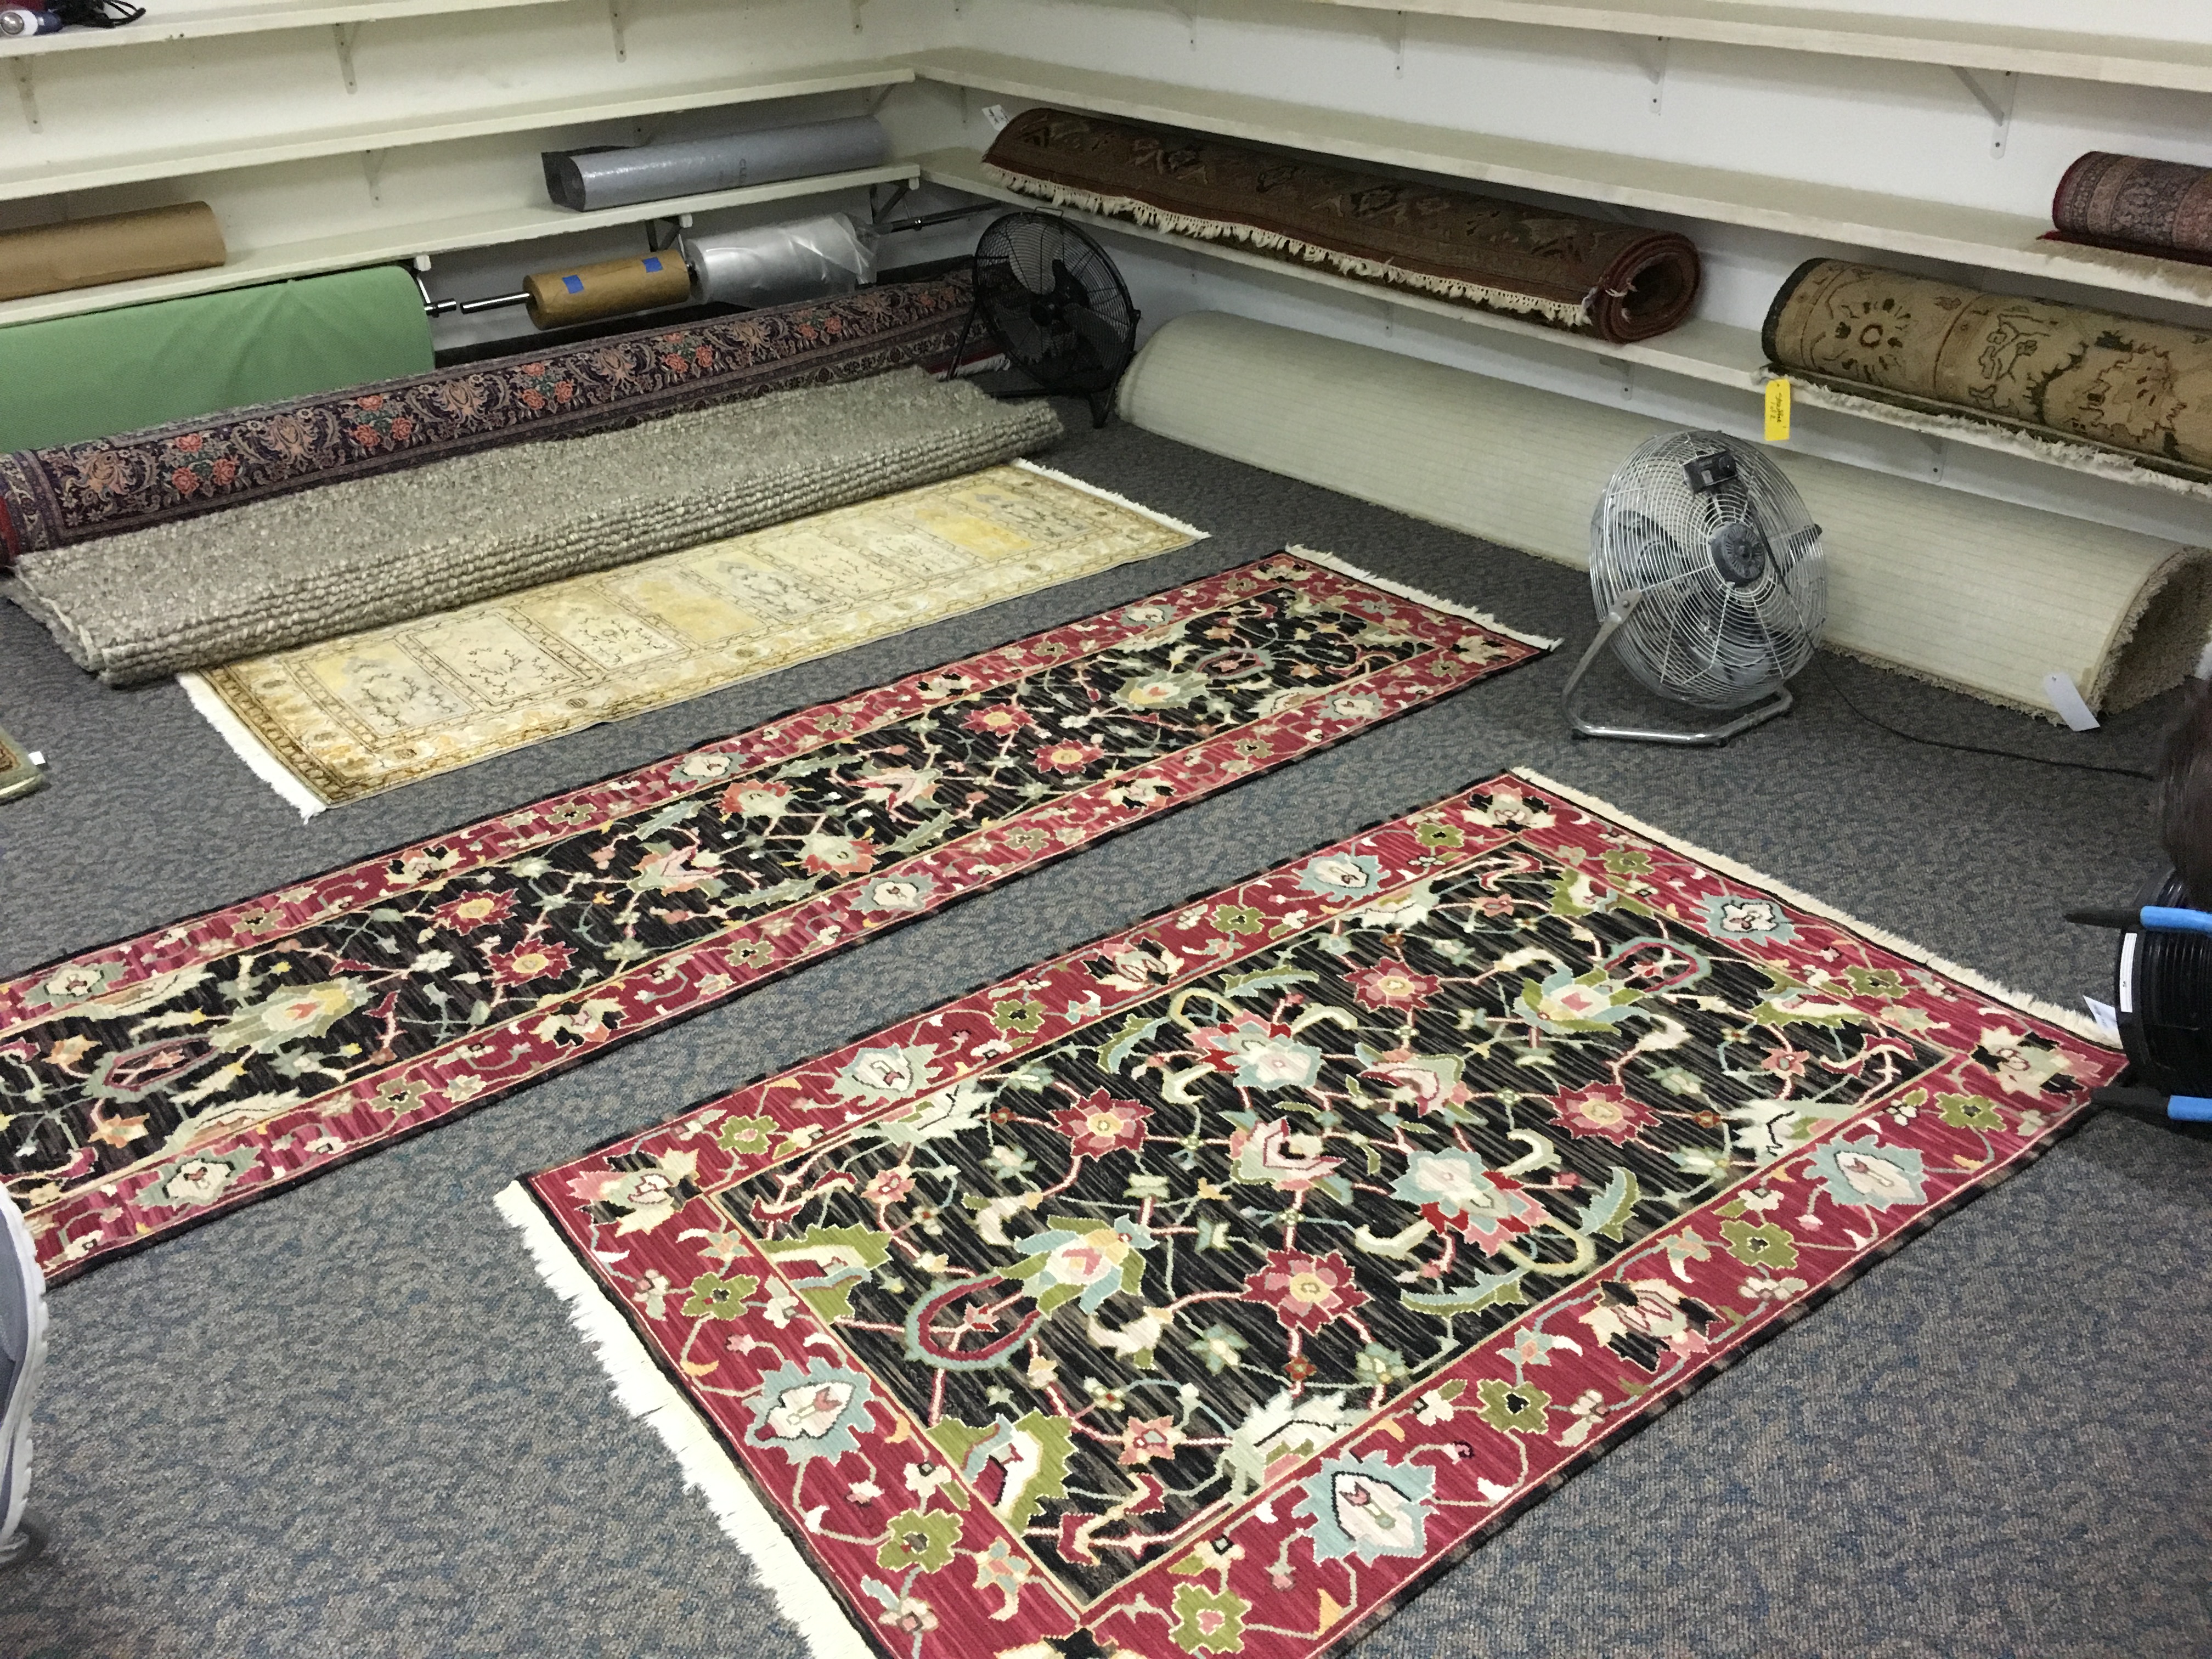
1289, 544, 1562, 650
1516, 766, 2115, 1047
177, 669, 328, 821
494, 1182, 873, 1659
1012, 457, 1212, 543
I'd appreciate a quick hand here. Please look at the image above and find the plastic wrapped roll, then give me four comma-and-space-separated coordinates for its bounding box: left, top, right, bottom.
523, 250, 691, 329
543, 116, 888, 213
682, 213, 874, 309
0, 203, 226, 304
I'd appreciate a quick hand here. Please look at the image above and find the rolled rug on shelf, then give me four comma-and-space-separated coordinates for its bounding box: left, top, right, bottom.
0, 266, 431, 457
3, 368, 1064, 685
0, 272, 977, 562
0, 202, 227, 303
543, 115, 888, 212
1764, 257, 2212, 483
523, 249, 691, 329
2050, 151, 2212, 266
685, 212, 874, 308
1117, 310, 2212, 718
982, 105, 1701, 343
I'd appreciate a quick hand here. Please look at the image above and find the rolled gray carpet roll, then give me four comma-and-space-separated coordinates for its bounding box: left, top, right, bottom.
543, 116, 889, 212
685, 213, 874, 308
5, 370, 1063, 685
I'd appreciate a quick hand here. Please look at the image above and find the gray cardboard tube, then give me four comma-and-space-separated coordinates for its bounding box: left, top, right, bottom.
543, 116, 889, 212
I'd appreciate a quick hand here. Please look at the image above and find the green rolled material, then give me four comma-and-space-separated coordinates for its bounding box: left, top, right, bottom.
0, 266, 432, 453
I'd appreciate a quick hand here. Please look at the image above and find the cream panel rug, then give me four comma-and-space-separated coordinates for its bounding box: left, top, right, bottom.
183, 461, 1203, 814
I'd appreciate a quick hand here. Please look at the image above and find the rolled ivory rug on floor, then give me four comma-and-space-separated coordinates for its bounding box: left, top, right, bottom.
502, 769, 2117, 1659
1119, 311, 2212, 718
1, 554, 1549, 1280
186, 462, 1205, 814
543, 115, 888, 212
0, 266, 432, 456
983, 106, 1701, 343
1763, 258, 2212, 484
4, 370, 1062, 685
0, 273, 978, 561
2049, 151, 2212, 265
0, 202, 227, 303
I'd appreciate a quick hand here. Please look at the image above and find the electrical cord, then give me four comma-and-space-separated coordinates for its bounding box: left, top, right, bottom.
1815, 658, 2156, 781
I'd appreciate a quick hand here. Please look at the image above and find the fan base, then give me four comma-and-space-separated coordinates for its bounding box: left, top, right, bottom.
967, 366, 1116, 429
1562, 603, 1795, 746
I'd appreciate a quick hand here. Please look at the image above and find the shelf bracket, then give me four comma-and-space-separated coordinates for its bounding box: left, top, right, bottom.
864, 81, 896, 116
1161, 0, 1196, 49
10, 60, 37, 133
870, 179, 912, 226
608, 0, 627, 61
849, 0, 866, 33
1391, 11, 1406, 80
332, 22, 359, 93
1601, 354, 1635, 402
362, 149, 386, 206
1919, 431, 1949, 482
1624, 36, 1668, 114
1950, 65, 2016, 157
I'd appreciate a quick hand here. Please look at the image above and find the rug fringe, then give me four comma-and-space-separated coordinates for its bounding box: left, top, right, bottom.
1288, 545, 1564, 650
1011, 458, 1212, 541
1513, 766, 2117, 1047
494, 1183, 873, 1659
177, 670, 328, 822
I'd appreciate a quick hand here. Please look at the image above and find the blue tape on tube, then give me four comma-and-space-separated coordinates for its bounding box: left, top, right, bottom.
2141, 906, 2212, 937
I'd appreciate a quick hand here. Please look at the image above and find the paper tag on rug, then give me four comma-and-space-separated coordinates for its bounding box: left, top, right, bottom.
2083, 996, 2120, 1039
980, 103, 1011, 133
2044, 670, 2100, 730
1763, 375, 1792, 442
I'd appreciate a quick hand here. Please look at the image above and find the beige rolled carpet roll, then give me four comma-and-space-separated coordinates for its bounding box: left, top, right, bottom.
0, 203, 226, 303
1764, 258, 2212, 482
524, 250, 691, 329
1118, 311, 2212, 717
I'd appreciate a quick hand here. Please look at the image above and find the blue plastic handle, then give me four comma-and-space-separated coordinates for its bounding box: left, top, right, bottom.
2170, 1096, 2212, 1123
2140, 906, 2212, 937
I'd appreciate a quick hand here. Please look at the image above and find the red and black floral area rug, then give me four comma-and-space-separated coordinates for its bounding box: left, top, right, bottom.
505, 772, 2120, 1659
1, 554, 1548, 1282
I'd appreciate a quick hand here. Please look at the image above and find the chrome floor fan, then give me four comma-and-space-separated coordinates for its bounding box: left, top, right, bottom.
1565, 431, 1826, 746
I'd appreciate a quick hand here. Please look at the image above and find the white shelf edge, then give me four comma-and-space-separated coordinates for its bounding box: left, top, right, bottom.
1295, 0, 2212, 96
0, 0, 568, 59
0, 162, 919, 329
0, 64, 913, 205
902, 49, 2212, 313
915, 148, 1765, 391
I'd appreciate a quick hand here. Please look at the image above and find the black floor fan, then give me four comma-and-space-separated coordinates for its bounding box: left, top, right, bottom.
955, 212, 1138, 428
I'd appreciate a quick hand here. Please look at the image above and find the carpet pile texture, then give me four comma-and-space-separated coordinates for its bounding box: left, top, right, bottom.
4, 371, 1062, 686
2050, 150, 2212, 264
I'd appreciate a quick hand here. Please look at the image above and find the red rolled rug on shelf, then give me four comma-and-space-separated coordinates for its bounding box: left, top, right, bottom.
0, 272, 979, 566
981, 106, 1701, 345
2048, 151, 2212, 266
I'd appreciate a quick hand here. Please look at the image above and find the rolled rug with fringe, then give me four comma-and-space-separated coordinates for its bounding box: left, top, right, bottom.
0, 272, 977, 563
981, 105, 1701, 343
1763, 257, 2212, 482
2050, 151, 2212, 265
0, 202, 226, 303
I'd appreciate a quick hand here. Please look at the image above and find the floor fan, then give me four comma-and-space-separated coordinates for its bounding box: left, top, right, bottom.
958, 211, 1139, 427
1565, 431, 1826, 745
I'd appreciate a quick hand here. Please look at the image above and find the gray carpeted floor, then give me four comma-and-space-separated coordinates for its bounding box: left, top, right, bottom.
1, 408, 2205, 1658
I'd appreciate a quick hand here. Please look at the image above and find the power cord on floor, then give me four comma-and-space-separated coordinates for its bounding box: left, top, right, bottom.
1815, 658, 2156, 781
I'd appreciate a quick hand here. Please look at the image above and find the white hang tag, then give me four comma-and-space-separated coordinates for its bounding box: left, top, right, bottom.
980, 103, 1011, 133
2083, 996, 2120, 1039
26, 752, 42, 766
2042, 671, 2100, 731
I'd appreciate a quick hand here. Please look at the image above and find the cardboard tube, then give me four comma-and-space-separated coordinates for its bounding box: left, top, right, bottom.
0, 203, 226, 303
523, 250, 691, 329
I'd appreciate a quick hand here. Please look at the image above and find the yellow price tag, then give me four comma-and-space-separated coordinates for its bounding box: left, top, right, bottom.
1764, 375, 1792, 443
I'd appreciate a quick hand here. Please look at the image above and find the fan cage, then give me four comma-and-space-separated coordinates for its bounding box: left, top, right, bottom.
970, 212, 1137, 396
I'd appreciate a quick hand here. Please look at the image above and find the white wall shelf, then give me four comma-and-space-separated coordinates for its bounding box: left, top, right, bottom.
915, 145, 1767, 390
0, 0, 568, 60
1291, 0, 2212, 97
0, 63, 912, 205
0, 160, 917, 328
903, 49, 2212, 312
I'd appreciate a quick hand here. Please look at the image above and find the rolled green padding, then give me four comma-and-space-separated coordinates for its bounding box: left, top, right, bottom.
0, 266, 432, 453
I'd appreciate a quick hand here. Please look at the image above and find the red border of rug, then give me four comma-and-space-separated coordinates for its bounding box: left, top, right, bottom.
516, 772, 2123, 1659
4, 554, 1547, 1281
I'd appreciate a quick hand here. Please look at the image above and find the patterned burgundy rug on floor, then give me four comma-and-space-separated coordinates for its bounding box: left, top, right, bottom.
506, 772, 2120, 1659
0, 554, 1547, 1280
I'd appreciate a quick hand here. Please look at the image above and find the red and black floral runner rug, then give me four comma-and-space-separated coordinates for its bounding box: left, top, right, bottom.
507, 772, 2120, 1659
1, 554, 1548, 1282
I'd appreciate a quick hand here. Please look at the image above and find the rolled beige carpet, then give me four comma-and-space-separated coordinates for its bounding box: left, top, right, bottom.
6, 369, 1063, 685
1118, 311, 2212, 717
0, 202, 226, 303
1764, 258, 2212, 483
